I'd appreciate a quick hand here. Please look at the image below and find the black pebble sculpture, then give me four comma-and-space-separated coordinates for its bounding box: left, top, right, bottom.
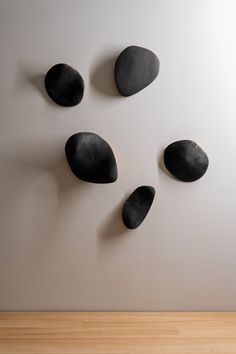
164, 140, 209, 182
65, 132, 118, 184
122, 186, 155, 229
45, 63, 84, 106
114, 45, 160, 97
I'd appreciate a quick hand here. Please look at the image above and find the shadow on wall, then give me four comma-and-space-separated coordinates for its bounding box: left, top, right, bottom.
97, 194, 130, 263
90, 53, 120, 97
16, 63, 68, 108
6, 136, 86, 191
29, 73, 54, 106
0, 135, 93, 243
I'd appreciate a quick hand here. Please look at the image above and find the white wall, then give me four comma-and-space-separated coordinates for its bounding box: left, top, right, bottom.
0, 0, 236, 310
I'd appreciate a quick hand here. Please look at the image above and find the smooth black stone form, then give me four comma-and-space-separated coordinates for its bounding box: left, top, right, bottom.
122, 186, 155, 229
45, 63, 84, 106
65, 132, 118, 183
164, 140, 209, 182
114, 46, 160, 96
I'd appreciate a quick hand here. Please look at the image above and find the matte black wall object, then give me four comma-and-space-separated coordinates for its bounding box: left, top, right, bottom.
114, 45, 160, 97
45, 63, 84, 106
164, 140, 209, 182
122, 186, 155, 229
65, 132, 118, 183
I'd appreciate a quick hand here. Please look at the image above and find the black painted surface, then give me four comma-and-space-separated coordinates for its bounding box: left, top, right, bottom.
114, 46, 160, 96
164, 140, 209, 182
122, 186, 155, 229
45, 63, 84, 106
65, 132, 118, 183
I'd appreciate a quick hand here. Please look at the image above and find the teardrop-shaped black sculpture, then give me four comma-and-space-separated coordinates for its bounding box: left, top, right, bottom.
164, 140, 209, 182
65, 132, 118, 184
45, 63, 84, 106
114, 46, 160, 97
122, 186, 155, 229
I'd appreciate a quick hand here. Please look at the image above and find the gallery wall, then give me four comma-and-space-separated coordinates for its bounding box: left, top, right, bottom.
0, 0, 236, 310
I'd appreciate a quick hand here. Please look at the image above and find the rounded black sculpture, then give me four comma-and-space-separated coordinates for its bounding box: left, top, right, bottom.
114, 45, 160, 97
164, 140, 209, 182
122, 186, 155, 229
45, 63, 84, 106
65, 132, 118, 184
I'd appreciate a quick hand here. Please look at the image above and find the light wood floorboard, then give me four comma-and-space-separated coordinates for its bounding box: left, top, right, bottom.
1, 312, 236, 353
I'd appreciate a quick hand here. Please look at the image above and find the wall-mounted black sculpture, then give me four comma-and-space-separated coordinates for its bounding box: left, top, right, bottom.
122, 186, 155, 229
45, 63, 84, 106
114, 46, 160, 97
164, 140, 209, 182
65, 132, 118, 183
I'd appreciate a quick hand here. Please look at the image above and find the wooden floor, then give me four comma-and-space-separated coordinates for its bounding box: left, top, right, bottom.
1, 312, 236, 354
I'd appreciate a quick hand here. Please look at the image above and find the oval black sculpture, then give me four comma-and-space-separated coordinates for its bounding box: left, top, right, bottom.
65, 132, 118, 184
114, 46, 160, 97
122, 186, 155, 229
164, 140, 209, 182
45, 63, 84, 106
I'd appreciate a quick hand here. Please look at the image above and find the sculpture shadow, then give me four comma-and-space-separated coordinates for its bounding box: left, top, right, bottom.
3, 135, 92, 226
0, 136, 94, 267
97, 195, 130, 261
16, 64, 62, 108
90, 55, 120, 97
30, 73, 56, 106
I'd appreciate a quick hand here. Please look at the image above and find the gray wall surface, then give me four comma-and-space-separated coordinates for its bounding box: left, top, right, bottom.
0, 0, 236, 311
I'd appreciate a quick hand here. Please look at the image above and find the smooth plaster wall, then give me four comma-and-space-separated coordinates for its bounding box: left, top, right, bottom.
0, 0, 236, 311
